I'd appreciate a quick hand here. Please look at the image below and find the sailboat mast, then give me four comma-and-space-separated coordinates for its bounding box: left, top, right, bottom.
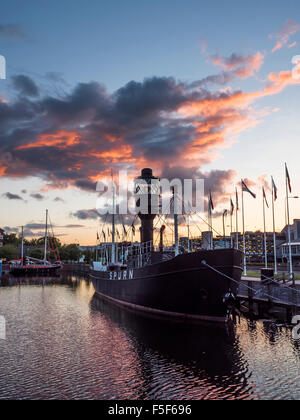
44, 209, 48, 262
21, 226, 24, 265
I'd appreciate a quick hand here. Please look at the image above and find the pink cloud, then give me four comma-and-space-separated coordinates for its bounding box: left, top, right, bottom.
211, 52, 264, 79
270, 19, 299, 53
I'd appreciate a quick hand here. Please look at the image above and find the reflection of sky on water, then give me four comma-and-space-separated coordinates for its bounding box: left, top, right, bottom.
0, 275, 299, 400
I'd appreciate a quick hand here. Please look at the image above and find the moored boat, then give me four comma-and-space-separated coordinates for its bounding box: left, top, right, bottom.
90, 168, 243, 323
9, 210, 62, 277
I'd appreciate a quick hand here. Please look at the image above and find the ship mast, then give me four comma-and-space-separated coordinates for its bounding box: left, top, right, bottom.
111, 172, 116, 264
135, 168, 158, 244
44, 209, 48, 262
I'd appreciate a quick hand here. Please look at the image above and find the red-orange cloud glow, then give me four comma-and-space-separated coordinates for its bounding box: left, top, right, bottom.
0, 164, 7, 176
16, 130, 81, 150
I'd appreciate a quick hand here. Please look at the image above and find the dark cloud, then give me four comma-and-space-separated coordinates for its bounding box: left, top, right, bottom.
22, 222, 83, 230
74, 179, 96, 192
0, 24, 25, 39
3, 192, 23, 200
0, 70, 266, 193
64, 224, 85, 228
24, 223, 46, 229
12, 75, 39, 97
3, 226, 45, 237
3, 226, 19, 233
72, 207, 137, 227
30, 193, 45, 201
23, 229, 48, 238
189, 72, 234, 88
113, 77, 185, 123
72, 209, 99, 220
160, 165, 236, 205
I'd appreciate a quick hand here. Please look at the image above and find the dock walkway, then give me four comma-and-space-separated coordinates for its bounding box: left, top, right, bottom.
238, 278, 300, 309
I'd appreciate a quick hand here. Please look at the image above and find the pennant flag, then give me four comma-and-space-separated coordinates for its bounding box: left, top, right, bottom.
102, 230, 106, 240
223, 209, 228, 217
131, 222, 136, 235
285, 163, 292, 193
208, 191, 214, 212
271, 176, 278, 201
116, 228, 120, 239
262, 187, 269, 208
122, 224, 127, 236
242, 180, 256, 199
97, 232, 99, 241
230, 198, 234, 215
235, 188, 239, 211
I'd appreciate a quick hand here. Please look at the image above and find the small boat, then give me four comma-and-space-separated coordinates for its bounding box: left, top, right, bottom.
10, 210, 62, 277
9, 259, 61, 276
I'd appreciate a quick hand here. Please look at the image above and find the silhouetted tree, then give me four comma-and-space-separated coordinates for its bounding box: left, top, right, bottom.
28, 248, 44, 260
0, 245, 19, 260
60, 244, 82, 261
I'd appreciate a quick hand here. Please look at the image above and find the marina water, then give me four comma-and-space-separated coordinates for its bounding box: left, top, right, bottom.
0, 275, 299, 400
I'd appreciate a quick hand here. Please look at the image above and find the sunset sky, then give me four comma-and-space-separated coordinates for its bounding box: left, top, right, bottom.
1, 0, 300, 245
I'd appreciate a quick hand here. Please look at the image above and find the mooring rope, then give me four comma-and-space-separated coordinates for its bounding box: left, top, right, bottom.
200, 260, 299, 306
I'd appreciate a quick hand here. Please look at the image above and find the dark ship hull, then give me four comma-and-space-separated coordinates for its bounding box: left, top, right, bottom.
90, 248, 243, 323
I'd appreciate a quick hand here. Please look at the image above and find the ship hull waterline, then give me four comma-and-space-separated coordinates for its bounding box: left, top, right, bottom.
90, 249, 243, 324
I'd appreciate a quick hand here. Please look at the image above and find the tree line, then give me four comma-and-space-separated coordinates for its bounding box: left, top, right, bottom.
0, 233, 86, 262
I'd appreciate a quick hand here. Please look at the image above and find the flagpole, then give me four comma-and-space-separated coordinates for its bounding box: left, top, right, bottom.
210, 206, 213, 250
285, 163, 293, 279
235, 188, 239, 250
241, 183, 247, 276
262, 188, 267, 269
271, 177, 278, 275
230, 210, 233, 248
222, 211, 226, 247
208, 191, 212, 250
173, 188, 179, 257
208, 203, 210, 250
187, 215, 191, 252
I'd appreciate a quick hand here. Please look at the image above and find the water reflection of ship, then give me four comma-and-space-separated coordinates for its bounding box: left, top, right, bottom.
91, 293, 251, 399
